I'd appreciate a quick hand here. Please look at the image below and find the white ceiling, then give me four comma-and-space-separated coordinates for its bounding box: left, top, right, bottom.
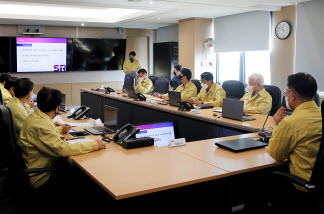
0, 0, 311, 29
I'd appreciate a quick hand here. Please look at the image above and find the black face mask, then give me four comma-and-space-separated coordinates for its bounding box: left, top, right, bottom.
130, 58, 134, 63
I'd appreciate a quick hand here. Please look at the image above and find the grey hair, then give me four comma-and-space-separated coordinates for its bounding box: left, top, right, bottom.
248, 73, 264, 86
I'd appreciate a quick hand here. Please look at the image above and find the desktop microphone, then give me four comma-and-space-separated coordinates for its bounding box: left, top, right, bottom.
258, 112, 272, 139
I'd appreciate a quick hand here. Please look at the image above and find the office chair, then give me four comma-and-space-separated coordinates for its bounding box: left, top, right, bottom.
149, 76, 158, 85
222, 80, 245, 99
191, 79, 202, 94
0, 105, 55, 200
122, 74, 136, 90
272, 100, 324, 213
0, 89, 3, 105
153, 78, 170, 94
264, 85, 282, 116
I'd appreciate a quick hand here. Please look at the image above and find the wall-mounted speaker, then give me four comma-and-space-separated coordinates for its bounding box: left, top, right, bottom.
18, 25, 45, 35
119, 28, 126, 35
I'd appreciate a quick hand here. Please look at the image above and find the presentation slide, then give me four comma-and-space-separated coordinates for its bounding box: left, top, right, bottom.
16, 37, 67, 72
136, 122, 175, 147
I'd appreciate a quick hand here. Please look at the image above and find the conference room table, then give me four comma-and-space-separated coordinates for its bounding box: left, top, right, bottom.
80, 88, 275, 142
59, 109, 284, 211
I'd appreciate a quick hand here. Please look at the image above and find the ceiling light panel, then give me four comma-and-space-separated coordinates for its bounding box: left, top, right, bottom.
0, 1, 155, 23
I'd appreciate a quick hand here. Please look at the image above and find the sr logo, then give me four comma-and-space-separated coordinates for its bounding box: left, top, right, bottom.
54, 65, 66, 72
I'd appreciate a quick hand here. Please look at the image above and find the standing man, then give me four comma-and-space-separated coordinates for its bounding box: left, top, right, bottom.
123, 51, 141, 75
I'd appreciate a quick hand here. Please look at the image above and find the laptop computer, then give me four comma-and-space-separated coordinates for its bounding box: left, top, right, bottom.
215, 138, 268, 153
136, 122, 176, 147
84, 105, 118, 135
168, 91, 181, 107
125, 85, 136, 98
222, 98, 255, 121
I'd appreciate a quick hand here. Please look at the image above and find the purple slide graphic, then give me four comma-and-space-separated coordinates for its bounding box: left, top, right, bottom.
137, 122, 174, 130
17, 37, 67, 44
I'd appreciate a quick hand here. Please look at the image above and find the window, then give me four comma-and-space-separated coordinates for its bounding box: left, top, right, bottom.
218, 52, 241, 83
245, 51, 271, 85
216, 51, 271, 85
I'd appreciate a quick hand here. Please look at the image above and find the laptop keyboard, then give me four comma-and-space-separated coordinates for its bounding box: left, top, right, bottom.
85, 126, 115, 135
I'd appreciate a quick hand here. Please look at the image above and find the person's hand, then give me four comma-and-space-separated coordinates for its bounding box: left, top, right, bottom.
195, 101, 203, 105
273, 106, 286, 126
55, 121, 62, 126
61, 124, 71, 134
163, 97, 169, 101
153, 93, 162, 98
28, 100, 34, 108
122, 89, 127, 93
96, 139, 106, 149
137, 78, 142, 84
188, 99, 194, 104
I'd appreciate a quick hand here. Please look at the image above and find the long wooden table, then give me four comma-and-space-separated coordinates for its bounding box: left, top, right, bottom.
80, 89, 275, 142
62, 111, 282, 201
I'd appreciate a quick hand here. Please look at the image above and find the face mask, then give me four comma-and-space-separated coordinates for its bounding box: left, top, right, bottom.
201, 83, 208, 90
130, 58, 134, 63
245, 85, 254, 93
138, 77, 144, 82
285, 93, 292, 110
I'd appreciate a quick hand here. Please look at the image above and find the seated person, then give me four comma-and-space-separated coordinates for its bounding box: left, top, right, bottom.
19, 87, 106, 189
0, 74, 12, 104
134, 69, 154, 95
170, 65, 182, 90
268, 73, 321, 192
153, 68, 197, 101
3, 76, 18, 105
188, 72, 226, 107
240, 73, 272, 114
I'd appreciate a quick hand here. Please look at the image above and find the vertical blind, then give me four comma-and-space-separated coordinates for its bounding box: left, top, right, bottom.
214, 11, 271, 52
295, 0, 324, 91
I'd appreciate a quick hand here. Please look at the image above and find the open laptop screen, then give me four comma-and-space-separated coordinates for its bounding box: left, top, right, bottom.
136, 122, 175, 147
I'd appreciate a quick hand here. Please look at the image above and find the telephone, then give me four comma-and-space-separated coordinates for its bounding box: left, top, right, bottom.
113, 124, 140, 145
105, 87, 115, 94
67, 105, 90, 120
133, 92, 146, 101
178, 101, 194, 111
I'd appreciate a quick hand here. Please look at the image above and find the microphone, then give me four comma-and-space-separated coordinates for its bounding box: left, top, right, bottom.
258, 112, 272, 139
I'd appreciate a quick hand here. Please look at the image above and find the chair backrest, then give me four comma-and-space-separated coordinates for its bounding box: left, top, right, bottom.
153, 78, 169, 94
0, 89, 3, 105
191, 79, 202, 94
149, 76, 157, 85
222, 80, 245, 99
310, 100, 324, 190
264, 85, 282, 116
0, 105, 29, 191
123, 74, 136, 90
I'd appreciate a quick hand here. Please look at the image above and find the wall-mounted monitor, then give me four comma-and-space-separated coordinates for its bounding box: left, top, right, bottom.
72, 38, 126, 71
16, 37, 71, 73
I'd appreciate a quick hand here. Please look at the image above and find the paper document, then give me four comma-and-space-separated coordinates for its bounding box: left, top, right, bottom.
150, 97, 163, 101
53, 116, 92, 127
66, 138, 93, 144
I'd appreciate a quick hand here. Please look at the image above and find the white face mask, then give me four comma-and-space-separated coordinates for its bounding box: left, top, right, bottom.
138, 77, 144, 82
285, 93, 292, 110
245, 84, 254, 93
201, 83, 208, 90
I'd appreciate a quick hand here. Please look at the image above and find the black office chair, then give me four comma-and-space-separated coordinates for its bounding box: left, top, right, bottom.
264, 85, 282, 116
153, 78, 169, 94
0, 105, 55, 199
222, 80, 245, 99
0, 89, 3, 105
191, 79, 202, 94
122, 74, 136, 90
272, 100, 324, 213
149, 76, 158, 85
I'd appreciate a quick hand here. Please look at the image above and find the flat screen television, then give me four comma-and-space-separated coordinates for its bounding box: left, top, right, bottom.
0, 37, 11, 73
72, 38, 126, 71
16, 37, 72, 73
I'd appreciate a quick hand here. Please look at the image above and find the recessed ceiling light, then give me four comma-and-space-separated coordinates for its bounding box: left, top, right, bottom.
81, 23, 85, 26
0, 2, 155, 23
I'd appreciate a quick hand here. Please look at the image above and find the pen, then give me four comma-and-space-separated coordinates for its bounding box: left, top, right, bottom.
67, 137, 85, 140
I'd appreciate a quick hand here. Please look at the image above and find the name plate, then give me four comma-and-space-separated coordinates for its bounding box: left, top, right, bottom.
169, 138, 187, 147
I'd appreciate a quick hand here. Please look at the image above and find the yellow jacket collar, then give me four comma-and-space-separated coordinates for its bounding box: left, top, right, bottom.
34, 107, 54, 123
293, 101, 319, 113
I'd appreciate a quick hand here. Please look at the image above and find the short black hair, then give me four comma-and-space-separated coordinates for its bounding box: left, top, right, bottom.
201, 72, 213, 82
0, 74, 11, 83
4, 77, 19, 91
174, 65, 182, 72
14, 78, 34, 98
180, 68, 192, 81
287, 73, 317, 99
138, 68, 147, 75
129, 51, 136, 57
37, 87, 63, 113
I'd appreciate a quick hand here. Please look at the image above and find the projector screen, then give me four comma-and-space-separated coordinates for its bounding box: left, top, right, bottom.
16, 37, 67, 72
